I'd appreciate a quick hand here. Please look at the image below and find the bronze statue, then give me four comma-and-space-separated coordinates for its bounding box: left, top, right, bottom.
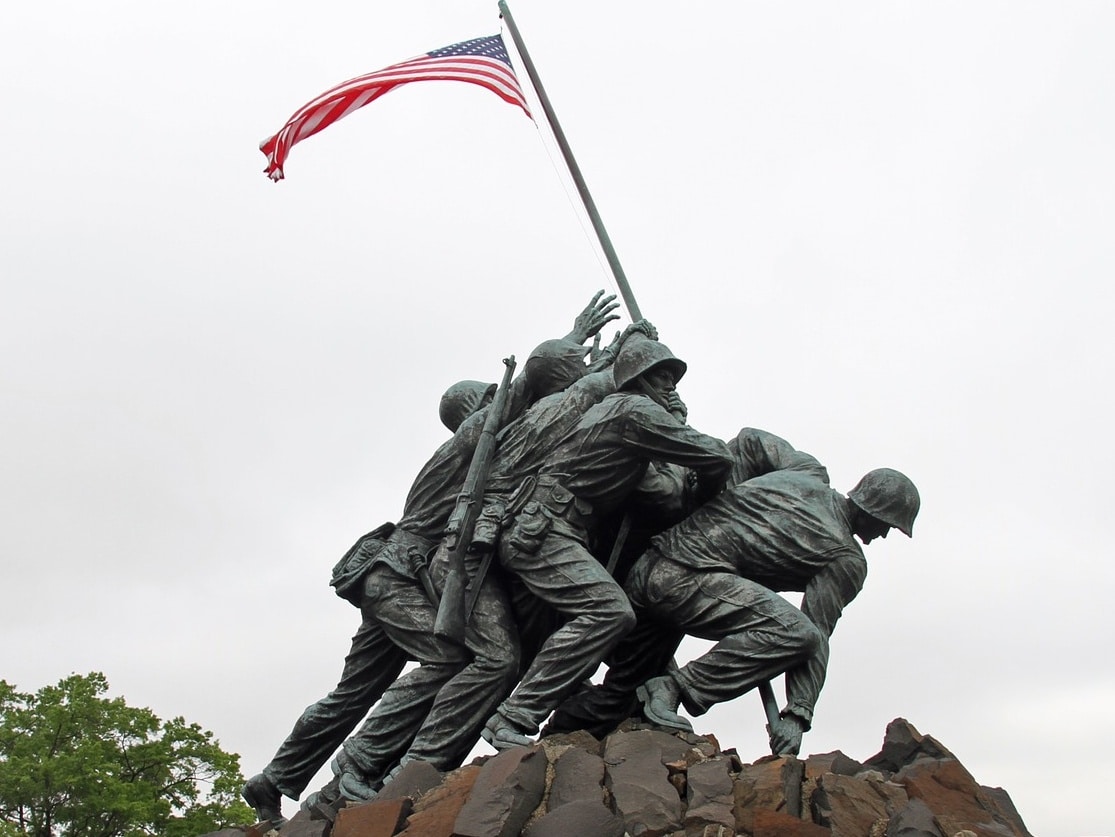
317, 321, 659, 804
243, 325, 922, 823
481, 335, 733, 750
547, 429, 919, 756
241, 293, 620, 823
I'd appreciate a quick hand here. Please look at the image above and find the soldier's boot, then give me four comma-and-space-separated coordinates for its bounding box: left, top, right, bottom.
327, 748, 381, 804
300, 751, 381, 820
544, 679, 637, 739
299, 752, 355, 822
300, 774, 342, 821
242, 773, 286, 826
636, 675, 693, 733
481, 713, 533, 750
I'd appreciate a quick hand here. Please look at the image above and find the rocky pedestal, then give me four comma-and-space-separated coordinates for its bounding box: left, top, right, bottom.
213, 719, 1031, 837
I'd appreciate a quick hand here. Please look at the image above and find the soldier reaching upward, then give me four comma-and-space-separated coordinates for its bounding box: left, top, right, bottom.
481, 335, 733, 750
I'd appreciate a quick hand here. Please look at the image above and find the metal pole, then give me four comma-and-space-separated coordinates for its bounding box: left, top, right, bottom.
499, 0, 643, 322
758, 680, 783, 751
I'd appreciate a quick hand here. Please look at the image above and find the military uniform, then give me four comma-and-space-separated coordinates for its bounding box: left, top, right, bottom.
489, 392, 731, 739
549, 430, 867, 735
258, 405, 518, 798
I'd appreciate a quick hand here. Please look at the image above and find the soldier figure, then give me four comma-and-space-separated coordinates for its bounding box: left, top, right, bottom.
242, 292, 923, 824
242, 293, 619, 822
549, 429, 919, 755
481, 335, 733, 749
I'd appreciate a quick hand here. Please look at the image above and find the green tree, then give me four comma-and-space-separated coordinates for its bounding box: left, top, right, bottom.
0, 673, 253, 837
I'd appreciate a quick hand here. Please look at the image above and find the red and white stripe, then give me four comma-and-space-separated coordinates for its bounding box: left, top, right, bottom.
261, 52, 531, 181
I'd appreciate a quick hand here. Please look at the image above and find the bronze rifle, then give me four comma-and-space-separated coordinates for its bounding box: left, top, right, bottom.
432, 355, 516, 642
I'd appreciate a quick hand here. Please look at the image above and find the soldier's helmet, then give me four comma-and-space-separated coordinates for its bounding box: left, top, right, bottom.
439, 380, 497, 432
848, 468, 921, 536
612, 333, 688, 391
524, 338, 591, 397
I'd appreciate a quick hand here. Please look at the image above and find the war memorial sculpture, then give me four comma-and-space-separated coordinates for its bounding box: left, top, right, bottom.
244, 3, 930, 830
240, 291, 921, 823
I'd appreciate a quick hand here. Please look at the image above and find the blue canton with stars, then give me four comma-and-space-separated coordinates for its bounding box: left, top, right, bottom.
427, 35, 513, 67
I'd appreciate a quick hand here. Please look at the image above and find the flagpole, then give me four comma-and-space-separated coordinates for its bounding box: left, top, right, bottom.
499, 1, 643, 322
501, 2, 792, 746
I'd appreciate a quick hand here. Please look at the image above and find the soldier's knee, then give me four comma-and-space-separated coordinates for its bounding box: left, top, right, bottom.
470, 637, 521, 685
491, 644, 522, 687
598, 594, 636, 636
497, 651, 521, 692
789, 619, 824, 656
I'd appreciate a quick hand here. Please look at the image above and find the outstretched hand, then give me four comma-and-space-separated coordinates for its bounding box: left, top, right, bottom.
599, 318, 659, 356
568, 290, 621, 344
624, 319, 658, 342
587, 317, 660, 372
768, 714, 806, 756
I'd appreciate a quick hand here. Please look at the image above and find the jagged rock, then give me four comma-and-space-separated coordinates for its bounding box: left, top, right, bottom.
801, 752, 841, 818
332, 798, 412, 837
453, 745, 549, 837
523, 799, 626, 837
233, 718, 1029, 837
668, 766, 688, 798
734, 755, 804, 834
802, 752, 841, 778
395, 763, 481, 837
604, 728, 691, 836
811, 772, 908, 836
886, 798, 943, 836
688, 826, 735, 837
750, 809, 832, 836
271, 811, 326, 837
199, 830, 252, 837
546, 746, 606, 810
677, 731, 723, 757
722, 748, 745, 772
977, 786, 1030, 835
686, 757, 736, 835
894, 758, 1031, 837
831, 754, 864, 776
783, 759, 805, 819
538, 728, 603, 756
376, 759, 444, 803
864, 720, 953, 775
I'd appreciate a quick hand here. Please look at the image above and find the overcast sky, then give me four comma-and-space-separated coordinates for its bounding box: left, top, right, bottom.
2, 3, 1113, 835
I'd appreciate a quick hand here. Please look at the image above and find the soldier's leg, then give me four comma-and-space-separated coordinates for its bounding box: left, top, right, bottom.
545, 615, 683, 737
546, 553, 684, 736
400, 558, 521, 770
492, 532, 636, 737
508, 575, 564, 676
648, 566, 823, 716
340, 565, 470, 783
260, 614, 408, 799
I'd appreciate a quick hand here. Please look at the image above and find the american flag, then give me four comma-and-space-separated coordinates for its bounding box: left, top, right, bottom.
260, 34, 532, 182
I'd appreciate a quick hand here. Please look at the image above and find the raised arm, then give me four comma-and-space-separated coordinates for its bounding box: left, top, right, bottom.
564, 289, 622, 345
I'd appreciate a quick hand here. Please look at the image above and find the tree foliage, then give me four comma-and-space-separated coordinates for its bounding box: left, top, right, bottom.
0, 673, 253, 837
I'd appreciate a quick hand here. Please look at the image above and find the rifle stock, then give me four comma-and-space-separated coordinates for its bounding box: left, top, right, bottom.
433, 355, 516, 642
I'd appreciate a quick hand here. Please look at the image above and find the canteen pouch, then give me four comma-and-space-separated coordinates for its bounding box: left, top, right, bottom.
470, 498, 507, 552
330, 522, 397, 605
482, 476, 535, 553
507, 501, 551, 555
506, 481, 589, 554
